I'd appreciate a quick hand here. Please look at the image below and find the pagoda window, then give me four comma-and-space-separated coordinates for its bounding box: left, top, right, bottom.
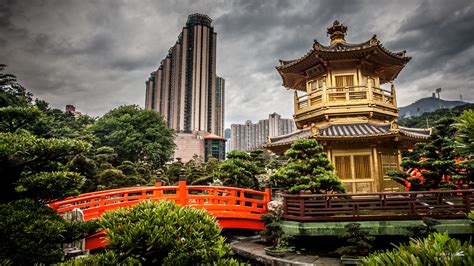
334, 153, 374, 193
335, 75, 354, 88
308, 78, 324, 92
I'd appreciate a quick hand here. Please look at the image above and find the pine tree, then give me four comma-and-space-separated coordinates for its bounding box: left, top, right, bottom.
388, 117, 469, 190
270, 138, 345, 194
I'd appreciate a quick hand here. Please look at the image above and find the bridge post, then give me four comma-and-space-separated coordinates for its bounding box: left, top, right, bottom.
178, 169, 187, 206
264, 182, 272, 212
153, 171, 162, 199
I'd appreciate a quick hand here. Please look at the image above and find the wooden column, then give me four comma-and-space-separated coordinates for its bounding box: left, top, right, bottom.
368, 77, 373, 101
294, 91, 299, 113
372, 146, 380, 192
322, 78, 328, 104
391, 81, 397, 107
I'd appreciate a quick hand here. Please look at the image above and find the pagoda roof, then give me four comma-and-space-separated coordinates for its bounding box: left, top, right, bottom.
265, 122, 430, 148
277, 21, 411, 91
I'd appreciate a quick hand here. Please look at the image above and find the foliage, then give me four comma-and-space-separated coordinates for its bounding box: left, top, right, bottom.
336, 223, 374, 257
0, 105, 42, 133
388, 117, 470, 190
90, 105, 175, 169
31, 105, 96, 140
261, 213, 286, 249
212, 150, 263, 189
270, 138, 345, 194
0, 64, 32, 107
362, 232, 474, 265
187, 156, 220, 185
0, 102, 95, 141
0, 132, 90, 203
406, 218, 440, 239
467, 211, 474, 221
0, 199, 98, 265
398, 103, 474, 129
99, 200, 232, 265
62, 250, 140, 265
454, 109, 474, 158
63, 251, 245, 266
69, 147, 154, 193
15, 171, 84, 202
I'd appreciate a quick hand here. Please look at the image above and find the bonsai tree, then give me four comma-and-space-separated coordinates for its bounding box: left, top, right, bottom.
388, 117, 467, 190
212, 150, 263, 189
336, 223, 374, 258
261, 213, 285, 248
406, 218, 439, 239
270, 138, 345, 194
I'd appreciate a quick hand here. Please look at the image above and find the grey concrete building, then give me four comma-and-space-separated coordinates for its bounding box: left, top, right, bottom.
229, 113, 296, 152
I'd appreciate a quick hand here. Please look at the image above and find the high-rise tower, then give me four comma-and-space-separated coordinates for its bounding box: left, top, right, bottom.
145, 14, 223, 136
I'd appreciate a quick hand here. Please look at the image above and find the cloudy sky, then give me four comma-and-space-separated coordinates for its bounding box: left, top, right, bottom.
1, 0, 473, 128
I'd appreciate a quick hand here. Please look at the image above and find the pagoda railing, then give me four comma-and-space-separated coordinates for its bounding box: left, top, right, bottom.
282, 190, 474, 221
295, 85, 395, 112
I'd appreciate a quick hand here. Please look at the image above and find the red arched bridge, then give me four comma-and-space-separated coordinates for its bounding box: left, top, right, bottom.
49, 179, 271, 250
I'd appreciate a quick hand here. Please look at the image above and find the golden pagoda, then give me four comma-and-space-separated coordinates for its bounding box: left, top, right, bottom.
265, 21, 430, 193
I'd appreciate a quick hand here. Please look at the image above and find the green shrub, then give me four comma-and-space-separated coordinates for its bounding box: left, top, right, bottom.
405, 218, 440, 239
62, 251, 140, 265
468, 211, 474, 221
336, 223, 374, 257
270, 138, 345, 194
0, 199, 97, 265
98, 200, 232, 265
63, 251, 246, 266
362, 232, 474, 265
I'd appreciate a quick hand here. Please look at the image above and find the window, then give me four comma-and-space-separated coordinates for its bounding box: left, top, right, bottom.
335, 75, 354, 87
334, 153, 373, 193
308, 78, 325, 92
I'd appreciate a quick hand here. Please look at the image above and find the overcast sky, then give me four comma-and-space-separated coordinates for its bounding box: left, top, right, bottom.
1, 0, 473, 128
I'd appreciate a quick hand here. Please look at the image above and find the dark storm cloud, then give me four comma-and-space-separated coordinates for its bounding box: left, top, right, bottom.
0, 0, 473, 128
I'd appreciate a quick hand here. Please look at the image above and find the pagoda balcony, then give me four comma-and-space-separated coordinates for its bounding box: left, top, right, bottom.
294, 85, 398, 126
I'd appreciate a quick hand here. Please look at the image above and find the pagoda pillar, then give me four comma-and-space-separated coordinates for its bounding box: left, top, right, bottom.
367, 77, 373, 101
294, 91, 299, 113
391, 82, 397, 107
322, 79, 328, 104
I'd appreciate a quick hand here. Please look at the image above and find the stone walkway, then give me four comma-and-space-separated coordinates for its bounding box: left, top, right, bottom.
231, 239, 341, 266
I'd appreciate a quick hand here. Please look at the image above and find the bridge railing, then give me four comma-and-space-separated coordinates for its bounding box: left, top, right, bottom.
282, 189, 474, 221
49, 179, 271, 221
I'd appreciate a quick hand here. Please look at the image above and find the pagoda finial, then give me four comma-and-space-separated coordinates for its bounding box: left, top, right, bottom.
327, 20, 348, 45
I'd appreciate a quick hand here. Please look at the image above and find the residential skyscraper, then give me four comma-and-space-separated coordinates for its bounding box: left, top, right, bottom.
230, 113, 295, 152
145, 14, 224, 136
214, 76, 225, 136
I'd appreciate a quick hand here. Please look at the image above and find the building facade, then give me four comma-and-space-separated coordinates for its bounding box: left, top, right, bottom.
145, 14, 224, 136
230, 113, 295, 152
265, 21, 430, 193
174, 131, 225, 162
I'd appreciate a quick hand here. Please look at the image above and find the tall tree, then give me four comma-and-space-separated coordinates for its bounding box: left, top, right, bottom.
91, 105, 175, 169
388, 117, 466, 190
270, 138, 345, 194
212, 150, 264, 189
0, 132, 90, 203
0, 132, 97, 264
454, 110, 474, 188
455, 109, 474, 158
0, 64, 32, 107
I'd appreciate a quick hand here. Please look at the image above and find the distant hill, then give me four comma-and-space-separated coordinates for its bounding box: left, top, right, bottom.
399, 96, 467, 118
398, 103, 474, 128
